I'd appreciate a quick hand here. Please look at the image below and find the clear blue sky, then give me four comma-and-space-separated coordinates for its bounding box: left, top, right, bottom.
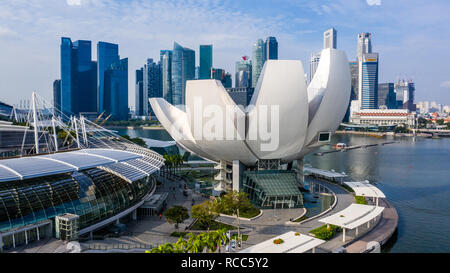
1, 0, 449, 107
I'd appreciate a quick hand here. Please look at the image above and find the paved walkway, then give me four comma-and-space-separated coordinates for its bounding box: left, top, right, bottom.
217, 179, 355, 252
80, 176, 208, 251
345, 198, 398, 253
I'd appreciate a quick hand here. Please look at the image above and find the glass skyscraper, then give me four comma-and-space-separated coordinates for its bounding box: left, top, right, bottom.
235, 56, 252, 88
104, 58, 128, 120
359, 53, 379, 109
160, 50, 173, 104
53, 79, 61, 115
252, 39, 265, 88
143, 58, 162, 117
135, 68, 144, 116
265, 37, 278, 60
172, 42, 195, 105
199, 45, 213, 80
97, 41, 119, 113
378, 83, 396, 109
59, 37, 97, 117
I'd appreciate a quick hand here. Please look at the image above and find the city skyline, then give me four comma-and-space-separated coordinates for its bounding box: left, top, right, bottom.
1, 0, 450, 107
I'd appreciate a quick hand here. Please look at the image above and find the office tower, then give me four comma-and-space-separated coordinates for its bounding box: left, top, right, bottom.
171, 42, 195, 105
104, 58, 128, 120
224, 73, 232, 88
135, 68, 144, 116
378, 83, 396, 109
199, 45, 213, 79
252, 39, 265, 88
211, 68, 225, 81
160, 50, 173, 104
309, 52, 321, 83
60, 37, 97, 117
97, 41, 119, 113
357, 33, 372, 60
53, 79, 61, 115
60, 37, 75, 116
235, 56, 252, 88
395, 80, 416, 111
323, 28, 337, 49
349, 61, 359, 101
343, 61, 359, 122
143, 58, 162, 116
359, 53, 379, 109
265, 37, 278, 60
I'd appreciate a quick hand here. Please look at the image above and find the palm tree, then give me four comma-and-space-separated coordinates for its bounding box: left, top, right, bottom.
185, 233, 205, 253
214, 228, 229, 253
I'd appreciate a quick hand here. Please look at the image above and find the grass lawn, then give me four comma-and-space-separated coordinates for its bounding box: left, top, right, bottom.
309, 224, 342, 240
190, 220, 237, 231
355, 195, 367, 205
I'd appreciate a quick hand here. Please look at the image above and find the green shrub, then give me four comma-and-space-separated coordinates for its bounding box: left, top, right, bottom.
170, 232, 187, 238
309, 224, 342, 240
293, 215, 308, 222
355, 196, 367, 205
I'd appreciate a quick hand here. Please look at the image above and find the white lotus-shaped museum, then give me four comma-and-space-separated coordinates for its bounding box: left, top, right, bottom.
149, 48, 351, 167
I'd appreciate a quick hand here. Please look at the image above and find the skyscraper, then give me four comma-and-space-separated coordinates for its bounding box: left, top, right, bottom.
172, 42, 195, 105
97, 41, 119, 113
143, 58, 162, 117
135, 68, 144, 116
343, 61, 359, 122
309, 51, 321, 83
357, 33, 372, 60
104, 58, 128, 120
252, 39, 265, 88
394, 80, 416, 111
53, 79, 61, 115
323, 28, 337, 49
59, 37, 97, 117
359, 53, 379, 109
199, 45, 213, 80
160, 50, 173, 104
265, 37, 278, 60
224, 73, 232, 88
378, 83, 396, 109
235, 56, 252, 88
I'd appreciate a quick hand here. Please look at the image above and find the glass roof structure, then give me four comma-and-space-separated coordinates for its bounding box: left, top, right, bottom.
0, 149, 142, 182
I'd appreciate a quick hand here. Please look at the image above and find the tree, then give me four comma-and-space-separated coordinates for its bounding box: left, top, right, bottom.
164, 205, 189, 231
150, 243, 175, 253
191, 200, 219, 232
215, 191, 252, 240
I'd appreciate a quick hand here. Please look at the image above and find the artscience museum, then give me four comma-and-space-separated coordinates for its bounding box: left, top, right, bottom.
150, 48, 351, 208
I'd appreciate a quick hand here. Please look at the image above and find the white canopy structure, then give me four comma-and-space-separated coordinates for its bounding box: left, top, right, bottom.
319, 204, 384, 242
344, 181, 385, 206
239, 231, 325, 253
304, 166, 347, 184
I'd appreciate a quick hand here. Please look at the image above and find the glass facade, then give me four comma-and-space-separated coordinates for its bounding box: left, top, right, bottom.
252, 39, 265, 88
171, 42, 195, 105
199, 45, 212, 80
360, 53, 379, 109
235, 57, 252, 88
0, 168, 155, 233
143, 58, 162, 116
265, 36, 278, 60
97, 41, 120, 113
104, 58, 128, 120
378, 83, 396, 109
160, 50, 173, 104
242, 170, 303, 209
59, 38, 97, 116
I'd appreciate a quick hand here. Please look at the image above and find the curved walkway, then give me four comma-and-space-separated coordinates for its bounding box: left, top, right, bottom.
344, 198, 398, 253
